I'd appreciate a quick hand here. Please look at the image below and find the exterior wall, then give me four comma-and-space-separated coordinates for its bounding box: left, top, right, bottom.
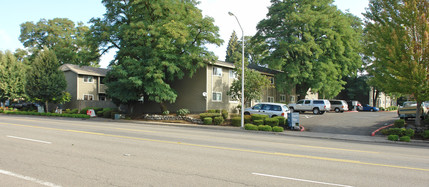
207, 64, 239, 113
369, 88, 397, 108
77, 75, 99, 100
63, 71, 77, 101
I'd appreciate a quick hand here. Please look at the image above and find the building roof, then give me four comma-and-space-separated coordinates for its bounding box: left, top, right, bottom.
60, 64, 109, 77
214, 61, 282, 76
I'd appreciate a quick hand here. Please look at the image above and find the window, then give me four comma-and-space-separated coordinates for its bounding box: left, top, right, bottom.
229, 70, 237, 79
252, 104, 262, 110
99, 94, 106, 101
212, 92, 222, 101
83, 76, 94, 83
297, 100, 304, 104
100, 77, 105, 84
84, 94, 94, 100
304, 100, 311, 104
268, 96, 274, 102
270, 77, 274, 84
213, 67, 222, 76
290, 96, 296, 102
280, 95, 286, 102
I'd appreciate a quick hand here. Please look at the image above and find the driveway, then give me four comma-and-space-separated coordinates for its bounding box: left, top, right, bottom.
298, 111, 398, 136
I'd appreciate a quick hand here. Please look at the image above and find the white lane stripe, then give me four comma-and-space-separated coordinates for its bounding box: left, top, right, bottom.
0, 169, 61, 187
252, 173, 353, 187
7, 136, 52, 144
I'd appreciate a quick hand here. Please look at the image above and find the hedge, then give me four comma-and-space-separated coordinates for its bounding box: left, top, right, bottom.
388, 135, 399, 141
251, 114, 269, 121
265, 118, 279, 127
221, 109, 228, 119
399, 136, 410, 142
422, 130, 429, 139
258, 125, 272, 131
394, 119, 405, 128
253, 120, 264, 126
203, 117, 212, 125
244, 115, 252, 123
207, 109, 217, 113
273, 126, 284, 132
405, 129, 415, 137
273, 116, 286, 126
213, 116, 224, 125
177, 108, 190, 116
199, 113, 222, 120
231, 117, 241, 127
244, 124, 258, 130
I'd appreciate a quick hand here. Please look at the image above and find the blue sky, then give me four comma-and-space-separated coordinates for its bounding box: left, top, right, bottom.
0, 0, 369, 68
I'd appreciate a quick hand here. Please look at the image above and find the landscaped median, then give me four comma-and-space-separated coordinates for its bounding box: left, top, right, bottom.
0, 109, 90, 119
376, 119, 429, 142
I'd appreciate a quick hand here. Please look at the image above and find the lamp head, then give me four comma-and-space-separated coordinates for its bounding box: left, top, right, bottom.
228, 12, 234, 16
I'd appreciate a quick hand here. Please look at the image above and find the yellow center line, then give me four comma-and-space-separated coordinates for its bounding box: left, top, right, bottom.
1, 122, 429, 172
299, 145, 379, 154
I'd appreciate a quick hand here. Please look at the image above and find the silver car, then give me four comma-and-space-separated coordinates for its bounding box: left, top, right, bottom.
329, 100, 349, 113
244, 102, 290, 119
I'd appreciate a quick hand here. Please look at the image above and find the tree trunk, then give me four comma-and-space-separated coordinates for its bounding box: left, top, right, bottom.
415, 102, 422, 127
45, 101, 49, 113
160, 102, 167, 113
372, 88, 380, 107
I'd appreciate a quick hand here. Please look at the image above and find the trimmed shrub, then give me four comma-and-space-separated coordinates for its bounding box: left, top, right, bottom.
231, 117, 241, 127
244, 115, 252, 123
103, 109, 113, 118
69, 109, 79, 114
213, 116, 224, 125
203, 117, 212, 125
399, 136, 411, 142
199, 113, 222, 120
244, 124, 258, 130
388, 128, 406, 136
207, 109, 217, 113
380, 129, 389, 135
273, 116, 286, 126
230, 114, 240, 118
422, 130, 429, 139
177, 108, 190, 116
254, 120, 264, 126
258, 125, 272, 131
221, 109, 228, 119
215, 109, 221, 113
273, 126, 284, 132
265, 118, 279, 127
251, 114, 268, 121
80, 107, 94, 114
1, 111, 89, 119
394, 119, 405, 128
405, 129, 415, 137
388, 134, 399, 141
162, 110, 170, 115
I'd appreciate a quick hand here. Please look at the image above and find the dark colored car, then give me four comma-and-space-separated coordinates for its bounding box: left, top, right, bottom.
362, 104, 379, 112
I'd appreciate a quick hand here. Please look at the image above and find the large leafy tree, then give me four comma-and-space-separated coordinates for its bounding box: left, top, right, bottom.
364, 0, 428, 126
26, 48, 68, 112
0, 51, 27, 107
91, 0, 222, 111
254, 0, 363, 99
19, 18, 100, 66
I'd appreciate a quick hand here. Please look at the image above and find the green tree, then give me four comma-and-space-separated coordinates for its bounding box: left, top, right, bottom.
91, 0, 222, 112
19, 18, 99, 66
0, 50, 27, 107
254, 0, 363, 99
225, 31, 240, 63
26, 48, 68, 112
364, 0, 429, 126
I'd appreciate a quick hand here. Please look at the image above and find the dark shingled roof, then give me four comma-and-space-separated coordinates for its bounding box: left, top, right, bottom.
60, 64, 109, 77
215, 61, 282, 75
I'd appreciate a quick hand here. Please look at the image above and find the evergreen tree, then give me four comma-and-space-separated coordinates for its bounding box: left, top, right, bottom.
364, 0, 429, 126
26, 48, 68, 112
0, 50, 27, 107
225, 31, 240, 63
90, 0, 222, 112
254, 0, 363, 99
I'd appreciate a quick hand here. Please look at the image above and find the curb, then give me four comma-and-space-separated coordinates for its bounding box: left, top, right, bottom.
371, 124, 394, 136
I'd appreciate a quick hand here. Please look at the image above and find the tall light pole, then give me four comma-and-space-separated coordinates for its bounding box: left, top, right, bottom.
228, 12, 245, 128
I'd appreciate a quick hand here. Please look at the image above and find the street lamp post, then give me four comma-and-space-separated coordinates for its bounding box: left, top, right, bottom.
228, 12, 245, 128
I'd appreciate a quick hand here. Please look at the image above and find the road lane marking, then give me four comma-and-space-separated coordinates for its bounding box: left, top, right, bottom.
0, 169, 61, 187
1, 122, 429, 172
299, 145, 379, 154
252, 173, 353, 187
6, 136, 52, 144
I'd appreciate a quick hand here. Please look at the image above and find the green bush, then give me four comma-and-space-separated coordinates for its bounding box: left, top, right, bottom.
422, 130, 429, 139
203, 117, 212, 125
394, 119, 405, 128
80, 107, 93, 114
388, 106, 398, 111
221, 109, 228, 119
231, 117, 241, 127
1, 111, 89, 119
244, 115, 252, 123
93, 107, 104, 113
207, 109, 217, 113
103, 108, 114, 118
69, 109, 79, 114
405, 128, 415, 137
258, 125, 272, 131
379, 107, 385, 111
273, 126, 284, 132
213, 116, 224, 125
199, 113, 222, 120
251, 114, 268, 121
273, 116, 286, 126
253, 120, 264, 126
388, 134, 399, 141
162, 110, 170, 115
388, 128, 406, 136
399, 136, 411, 142
177, 108, 190, 116
380, 129, 389, 135
265, 118, 279, 127
244, 124, 258, 130
215, 109, 221, 113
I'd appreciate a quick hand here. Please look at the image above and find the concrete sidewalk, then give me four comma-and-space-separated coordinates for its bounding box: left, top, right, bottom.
90, 117, 429, 147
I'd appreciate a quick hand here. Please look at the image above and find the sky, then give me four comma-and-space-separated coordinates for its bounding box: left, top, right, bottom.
0, 0, 369, 68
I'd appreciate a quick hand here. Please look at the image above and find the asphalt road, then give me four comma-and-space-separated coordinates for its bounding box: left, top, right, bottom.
1, 115, 429, 186
298, 111, 398, 135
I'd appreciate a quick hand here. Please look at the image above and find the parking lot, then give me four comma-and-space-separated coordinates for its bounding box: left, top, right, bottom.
298, 111, 399, 136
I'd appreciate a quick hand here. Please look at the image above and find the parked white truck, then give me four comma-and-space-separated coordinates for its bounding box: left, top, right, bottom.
288, 99, 331, 115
